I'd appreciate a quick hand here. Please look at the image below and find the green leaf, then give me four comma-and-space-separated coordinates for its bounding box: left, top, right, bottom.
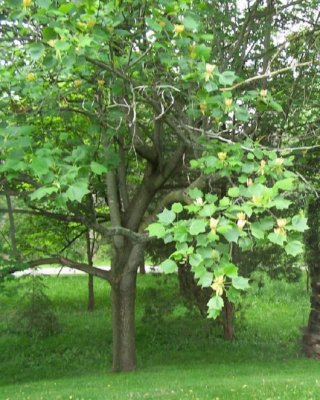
173, 224, 189, 242
274, 178, 295, 191
207, 296, 224, 311
198, 203, 216, 217
232, 276, 250, 291
145, 17, 163, 32
147, 223, 166, 239
250, 223, 265, 240
30, 157, 51, 177
195, 44, 211, 60
35, 0, 52, 9
228, 187, 240, 198
188, 187, 203, 199
219, 71, 237, 86
66, 180, 90, 202
158, 209, 176, 225
290, 215, 308, 232
161, 259, 178, 274
217, 225, 239, 243
189, 219, 207, 235
267, 232, 286, 246
172, 202, 183, 213
183, 15, 199, 31
189, 253, 203, 267
235, 107, 250, 122
30, 186, 58, 201
285, 240, 304, 256
90, 161, 108, 175
27, 43, 46, 61
226, 287, 241, 303
198, 271, 213, 288
269, 99, 283, 112
272, 197, 292, 210
219, 262, 238, 277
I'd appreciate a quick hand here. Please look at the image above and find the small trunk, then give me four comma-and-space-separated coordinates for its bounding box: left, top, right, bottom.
302, 198, 320, 358
87, 274, 95, 312
222, 295, 234, 340
112, 270, 137, 372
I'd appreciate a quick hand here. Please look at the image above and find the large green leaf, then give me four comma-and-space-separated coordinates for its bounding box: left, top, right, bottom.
290, 215, 308, 232
161, 259, 178, 274
65, 180, 90, 203
90, 161, 108, 175
147, 223, 166, 239
232, 276, 250, 291
158, 209, 176, 225
189, 219, 207, 235
285, 240, 304, 256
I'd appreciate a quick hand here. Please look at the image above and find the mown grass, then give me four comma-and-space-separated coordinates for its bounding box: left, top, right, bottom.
0, 272, 319, 400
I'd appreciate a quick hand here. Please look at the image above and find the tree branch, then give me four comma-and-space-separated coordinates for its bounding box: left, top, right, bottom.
221, 60, 320, 92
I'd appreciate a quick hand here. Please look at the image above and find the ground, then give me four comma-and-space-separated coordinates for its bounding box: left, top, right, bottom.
0, 272, 319, 400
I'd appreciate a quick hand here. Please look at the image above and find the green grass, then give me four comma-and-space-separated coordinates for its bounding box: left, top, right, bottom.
0, 273, 319, 400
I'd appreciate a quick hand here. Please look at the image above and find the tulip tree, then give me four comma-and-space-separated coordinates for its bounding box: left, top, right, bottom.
148, 141, 308, 318
0, 0, 318, 371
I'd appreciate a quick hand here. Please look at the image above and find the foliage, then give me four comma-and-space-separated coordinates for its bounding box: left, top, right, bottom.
149, 141, 309, 318
8, 276, 60, 338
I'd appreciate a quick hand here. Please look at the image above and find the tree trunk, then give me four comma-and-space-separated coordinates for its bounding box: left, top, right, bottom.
110, 242, 144, 372
87, 274, 95, 311
111, 269, 137, 372
302, 197, 320, 358
222, 295, 234, 340
86, 230, 95, 311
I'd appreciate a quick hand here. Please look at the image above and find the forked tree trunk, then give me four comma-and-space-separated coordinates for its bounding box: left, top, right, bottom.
302, 197, 320, 358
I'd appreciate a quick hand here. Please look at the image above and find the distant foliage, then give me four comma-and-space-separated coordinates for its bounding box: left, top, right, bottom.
10, 276, 61, 338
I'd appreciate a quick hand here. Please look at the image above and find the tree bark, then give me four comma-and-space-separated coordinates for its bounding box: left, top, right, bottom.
112, 269, 137, 372
86, 230, 95, 311
302, 197, 320, 358
110, 242, 143, 372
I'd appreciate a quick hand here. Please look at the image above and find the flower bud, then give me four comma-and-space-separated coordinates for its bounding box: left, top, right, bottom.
218, 152, 227, 161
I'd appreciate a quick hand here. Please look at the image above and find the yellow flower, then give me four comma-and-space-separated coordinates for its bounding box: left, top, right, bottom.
174, 24, 185, 34
97, 79, 105, 87
204, 63, 216, 81
275, 157, 284, 166
22, 0, 32, 7
194, 197, 204, 206
237, 212, 246, 221
224, 98, 233, 108
74, 79, 82, 87
199, 102, 207, 115
251, 196, 263, 205
258, 159, 266, 175
86, 19, 96, 28
211, 249, 220, 260
237, 212, 247, 230
218, 152, 227, 161
260, 89, 268, 97
277, 218, 287, 228
26, 72, 35, 81
159, 21, 166, 28
210, 218, 219, 232
211, 275, 225, 296
48, 40, 56, 48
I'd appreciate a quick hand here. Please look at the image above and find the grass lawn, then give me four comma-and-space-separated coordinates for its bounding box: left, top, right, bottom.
0, 272, 319, 399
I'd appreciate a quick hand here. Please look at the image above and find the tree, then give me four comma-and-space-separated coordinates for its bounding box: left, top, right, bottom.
1, 0, 319, 371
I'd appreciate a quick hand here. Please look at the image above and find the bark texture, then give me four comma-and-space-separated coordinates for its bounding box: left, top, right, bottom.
302, 197, 320, 358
